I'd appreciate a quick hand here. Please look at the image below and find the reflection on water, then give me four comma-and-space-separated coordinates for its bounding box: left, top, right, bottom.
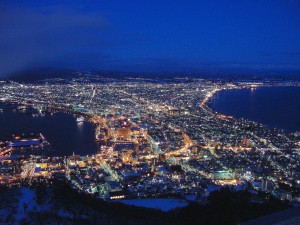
0, 112, 99, 156
77, 121, 84, 133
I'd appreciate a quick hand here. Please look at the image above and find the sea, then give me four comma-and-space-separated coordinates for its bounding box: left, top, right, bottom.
210, 86, 300, 132
0, 112, 100, 156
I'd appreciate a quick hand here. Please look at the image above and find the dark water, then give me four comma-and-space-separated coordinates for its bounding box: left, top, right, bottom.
0, 112, 99, 156
210, 86, 300, 132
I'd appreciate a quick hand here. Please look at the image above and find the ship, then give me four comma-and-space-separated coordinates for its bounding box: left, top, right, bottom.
76, 116, 85, 123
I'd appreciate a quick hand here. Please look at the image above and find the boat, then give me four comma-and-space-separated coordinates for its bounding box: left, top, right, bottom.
76, 116, 85, 123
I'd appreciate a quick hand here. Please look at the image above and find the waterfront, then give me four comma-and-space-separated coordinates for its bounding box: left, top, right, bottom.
0, 111, 99, 156
210, 86, 300, 132
1, 75, 300, 215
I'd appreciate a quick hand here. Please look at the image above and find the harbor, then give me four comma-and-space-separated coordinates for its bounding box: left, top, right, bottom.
0, 111, 99, 156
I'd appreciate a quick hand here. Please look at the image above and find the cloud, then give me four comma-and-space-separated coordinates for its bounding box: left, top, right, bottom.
0, 5, 110, 77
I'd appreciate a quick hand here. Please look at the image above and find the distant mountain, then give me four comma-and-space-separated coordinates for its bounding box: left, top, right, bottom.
7, 67, 300, 83
9, 68, 76, 82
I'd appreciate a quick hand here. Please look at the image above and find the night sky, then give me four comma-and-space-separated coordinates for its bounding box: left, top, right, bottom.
1, 0, 300, 77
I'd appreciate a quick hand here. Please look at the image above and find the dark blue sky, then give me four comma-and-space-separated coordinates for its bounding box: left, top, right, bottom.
1, 0, 300, 77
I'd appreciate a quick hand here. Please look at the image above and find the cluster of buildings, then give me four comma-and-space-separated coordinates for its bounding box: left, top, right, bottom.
0, 74, 300, 204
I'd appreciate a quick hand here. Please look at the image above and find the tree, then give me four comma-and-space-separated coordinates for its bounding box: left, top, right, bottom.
23, 202, 28, 213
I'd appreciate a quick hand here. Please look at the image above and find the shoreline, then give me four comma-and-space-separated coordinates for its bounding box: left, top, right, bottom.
204, 85, 300, 133
0, 110, 99, 157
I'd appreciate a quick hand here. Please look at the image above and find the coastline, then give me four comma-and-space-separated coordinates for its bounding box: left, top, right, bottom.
204, 85, 300, 133
0, 110, 99, 156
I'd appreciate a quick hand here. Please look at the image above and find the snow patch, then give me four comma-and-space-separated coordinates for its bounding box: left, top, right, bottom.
117, 198, 188, 211
16, 188, 37, 222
